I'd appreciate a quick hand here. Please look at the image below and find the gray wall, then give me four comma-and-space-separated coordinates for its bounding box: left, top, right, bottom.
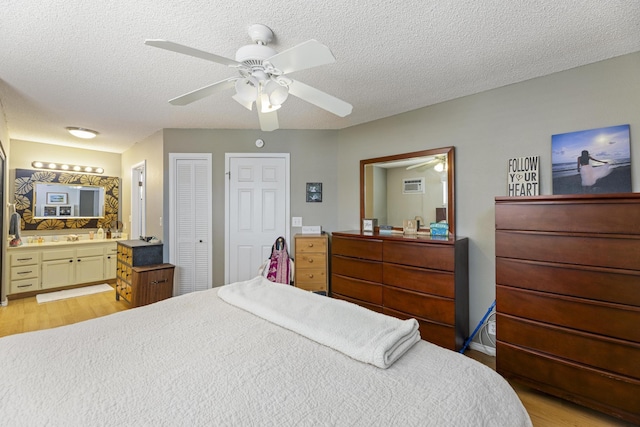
337, 52, 640, 332
161, 129, 340, 286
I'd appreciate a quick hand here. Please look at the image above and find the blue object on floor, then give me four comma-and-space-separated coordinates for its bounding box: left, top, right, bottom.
459, 300, 496, 354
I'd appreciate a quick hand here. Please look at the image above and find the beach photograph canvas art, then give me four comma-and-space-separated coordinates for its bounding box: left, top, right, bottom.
552, 124, 631, 194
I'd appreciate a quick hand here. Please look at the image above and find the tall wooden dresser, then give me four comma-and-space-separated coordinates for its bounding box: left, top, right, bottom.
294, 233, 329, 293
331, 231, 469, 351
116, 240, 174, 307
495, 194, 640, 424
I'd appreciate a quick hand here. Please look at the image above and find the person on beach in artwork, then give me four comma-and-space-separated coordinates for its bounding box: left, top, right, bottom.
577, 150, 611, 192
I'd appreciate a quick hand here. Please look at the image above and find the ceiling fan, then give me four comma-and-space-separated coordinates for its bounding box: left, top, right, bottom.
145, 24, 353, 131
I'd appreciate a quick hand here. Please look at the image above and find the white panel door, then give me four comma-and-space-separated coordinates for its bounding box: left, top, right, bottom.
226, 154, 289, 283
170, 154, 212, 295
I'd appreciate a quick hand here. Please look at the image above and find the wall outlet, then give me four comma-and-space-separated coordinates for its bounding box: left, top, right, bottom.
292, 217, 302, 227
488, 321, 496, 335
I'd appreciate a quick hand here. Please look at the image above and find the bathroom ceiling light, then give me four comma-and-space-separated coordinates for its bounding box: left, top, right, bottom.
32, 161, 104, 174
66, 127, 98, 139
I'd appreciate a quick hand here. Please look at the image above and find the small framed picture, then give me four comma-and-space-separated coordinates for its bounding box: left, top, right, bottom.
58, 205, 72, 216
47, 192, 68, 204
306, 182, 322, 202
43, 205, 57, 216
362, 218, 378, 232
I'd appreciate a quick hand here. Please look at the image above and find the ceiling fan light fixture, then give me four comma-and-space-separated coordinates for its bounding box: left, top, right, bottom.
235, 78, 258, 103
260, 92, 281, 113
66, 127, 98, 139
434, 162, 445, 172
264, 80, 289, 106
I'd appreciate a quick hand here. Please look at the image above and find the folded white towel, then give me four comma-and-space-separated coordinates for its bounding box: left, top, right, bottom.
218, 276, 421, 369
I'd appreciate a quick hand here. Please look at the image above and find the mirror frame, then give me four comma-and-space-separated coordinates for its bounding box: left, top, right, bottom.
360, 146, 455, 235
14, 168, 120, 231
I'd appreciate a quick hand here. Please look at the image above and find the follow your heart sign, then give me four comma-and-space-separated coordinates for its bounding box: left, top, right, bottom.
507, 156, 539, 196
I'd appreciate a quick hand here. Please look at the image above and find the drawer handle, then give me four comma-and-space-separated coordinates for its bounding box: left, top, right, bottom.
17, 257, 33, 261
307, 258, 314, 263
151, 279, 168, 285
17, 270, 32, 275
307, 274, 314, 279
307, 243, 314, 247
18, 284, 33, 288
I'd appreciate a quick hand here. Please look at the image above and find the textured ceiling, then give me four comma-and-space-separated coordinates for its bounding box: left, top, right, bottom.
1, 1, 639, 153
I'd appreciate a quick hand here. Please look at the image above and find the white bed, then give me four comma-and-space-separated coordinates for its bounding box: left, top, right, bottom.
0, 277, 531, 426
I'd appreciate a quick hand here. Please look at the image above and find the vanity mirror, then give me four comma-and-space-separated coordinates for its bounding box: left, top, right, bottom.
34, 182, 105, 218
360, 147, 455, 234
14, 168, 119, 230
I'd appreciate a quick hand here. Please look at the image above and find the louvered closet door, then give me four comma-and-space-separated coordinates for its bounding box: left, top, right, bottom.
170, 154, 212, 295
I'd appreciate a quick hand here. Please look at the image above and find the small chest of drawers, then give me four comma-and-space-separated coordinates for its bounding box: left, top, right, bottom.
116, 240, 173, 307
294, 233, 328, 293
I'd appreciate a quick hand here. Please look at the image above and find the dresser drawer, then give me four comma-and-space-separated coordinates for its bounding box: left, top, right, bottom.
498, 313, 640, 380
333, 293, 382, 313
496, 231, 640, 270
331, 274, 382, 305
385, 307, 456, 350
496, 258, 640, 307
332, 255, 382, 283
296, 269, 326, 285
496, 199, 640, 234
10, 278, 40, 294
332, 236, 382, 261
296, 236, 327, 253
10, 252, 39, 266
383, 241, 455, 271
383, 286, 454, 325
11, 265, 39, 281
383, 263, 454, 298
498, 342, 640, 422
296, 253, 327, 269
497, 285, 640, 342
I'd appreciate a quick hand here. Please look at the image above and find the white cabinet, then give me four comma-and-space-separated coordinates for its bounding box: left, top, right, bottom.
75, 247, 105, 284
9, 252, 40, 294
104, 245, 118, 280
8, 241, 118, 295
41, 249, 75, 289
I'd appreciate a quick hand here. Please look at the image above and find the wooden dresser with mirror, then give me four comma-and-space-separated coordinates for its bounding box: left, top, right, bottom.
332, 146, 468, 351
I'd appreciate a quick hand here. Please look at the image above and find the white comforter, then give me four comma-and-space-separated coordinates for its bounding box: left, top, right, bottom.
0, 286, 531, 426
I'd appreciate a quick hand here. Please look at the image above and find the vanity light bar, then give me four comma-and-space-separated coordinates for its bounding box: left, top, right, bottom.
31, 161, 104, 174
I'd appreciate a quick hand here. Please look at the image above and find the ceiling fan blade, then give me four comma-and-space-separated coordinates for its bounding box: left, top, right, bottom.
169, 77, 237, 106
288, 79, 352, 117
267, 39, 336, 74
256, 95, 279, 131
145, 39, 242, 67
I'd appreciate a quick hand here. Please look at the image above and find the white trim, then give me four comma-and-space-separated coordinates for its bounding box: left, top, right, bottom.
224, 152, 290, 284
469, 342, 496, 357
169, 153, 213, 290
130, 160, 146, 239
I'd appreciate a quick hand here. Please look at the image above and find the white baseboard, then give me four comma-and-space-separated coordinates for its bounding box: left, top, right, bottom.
469, 341, 496, 357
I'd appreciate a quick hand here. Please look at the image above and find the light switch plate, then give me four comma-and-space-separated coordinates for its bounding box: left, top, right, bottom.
292, 217, 302, 227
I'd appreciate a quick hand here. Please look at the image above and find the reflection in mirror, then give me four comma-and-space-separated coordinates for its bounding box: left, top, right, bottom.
33, 182, 105, 218
360, 147, 455, 234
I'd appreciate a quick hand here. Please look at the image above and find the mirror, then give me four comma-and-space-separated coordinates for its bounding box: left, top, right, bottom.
33, 182, 105, 218
360, 147, 455, 234
14, 168, 120, 231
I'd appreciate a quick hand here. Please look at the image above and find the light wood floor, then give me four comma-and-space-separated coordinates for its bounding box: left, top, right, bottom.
0, 291, 635, 427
